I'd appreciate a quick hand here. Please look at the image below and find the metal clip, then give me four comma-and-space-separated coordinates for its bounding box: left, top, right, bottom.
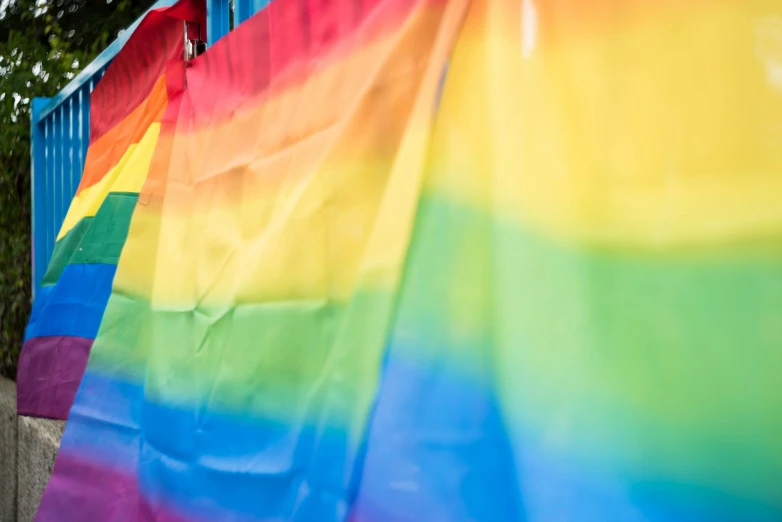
184, 21, 206, 64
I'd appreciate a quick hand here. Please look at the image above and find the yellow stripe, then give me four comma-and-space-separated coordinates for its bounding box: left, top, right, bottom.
430, 0, 782, 249
58, 123, 161, 240
121, 155, 402, 308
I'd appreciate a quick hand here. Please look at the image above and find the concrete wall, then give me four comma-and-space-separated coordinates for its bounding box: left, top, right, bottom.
0, 378, 17, 522
0, 378, 64, 522
16, 416, 64, 522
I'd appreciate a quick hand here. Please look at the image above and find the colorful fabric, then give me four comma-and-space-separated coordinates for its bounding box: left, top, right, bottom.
16, 1, 198, 419
32, 0, 782, 520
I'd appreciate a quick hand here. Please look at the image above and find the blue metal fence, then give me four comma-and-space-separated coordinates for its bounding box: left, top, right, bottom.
30, 0, 268, 295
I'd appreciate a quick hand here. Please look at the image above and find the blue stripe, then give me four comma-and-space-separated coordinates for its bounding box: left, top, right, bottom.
57, 361, 782, 522
59, 372, 355, 521
57, 353, 516, 522
25, 263, 116, 341
62, 372, 143, 471
352, 355, 521, 522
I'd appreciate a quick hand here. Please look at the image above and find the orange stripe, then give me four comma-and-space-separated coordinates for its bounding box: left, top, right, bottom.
77, 74, 168, 195
136, 0, 448, 212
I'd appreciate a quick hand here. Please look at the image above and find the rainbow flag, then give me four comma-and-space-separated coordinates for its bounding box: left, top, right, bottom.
17, 1, 202, 419
34, 0, 782, 520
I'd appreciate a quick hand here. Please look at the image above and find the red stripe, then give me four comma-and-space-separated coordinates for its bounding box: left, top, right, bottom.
181, 0, 444, 128
89, 0, 205, 144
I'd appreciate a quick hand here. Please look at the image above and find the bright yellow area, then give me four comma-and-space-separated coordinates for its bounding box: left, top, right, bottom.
431, 0, 782, 249
58, 122, 161, 240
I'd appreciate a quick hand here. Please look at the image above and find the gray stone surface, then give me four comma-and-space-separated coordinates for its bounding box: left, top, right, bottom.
0, 378, 17, 522
16, 416, 64, 522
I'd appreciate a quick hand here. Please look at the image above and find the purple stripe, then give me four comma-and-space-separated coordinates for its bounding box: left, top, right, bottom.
36, 453, 192, 522
17, 336, 93, 420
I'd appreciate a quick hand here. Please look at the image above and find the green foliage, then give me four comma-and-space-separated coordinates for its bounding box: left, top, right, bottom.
0, 0, 153, 378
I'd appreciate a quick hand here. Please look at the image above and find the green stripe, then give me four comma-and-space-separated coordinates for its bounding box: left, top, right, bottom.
41, 192, 140, 287
70, 192, 139, 265
42, 217, 93, 286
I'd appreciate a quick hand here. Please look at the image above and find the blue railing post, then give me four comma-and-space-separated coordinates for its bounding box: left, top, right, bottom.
233, 0, 268, 28
52, 105, 62, 248
30, 97, 51, 297
207, 0, 231, 46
